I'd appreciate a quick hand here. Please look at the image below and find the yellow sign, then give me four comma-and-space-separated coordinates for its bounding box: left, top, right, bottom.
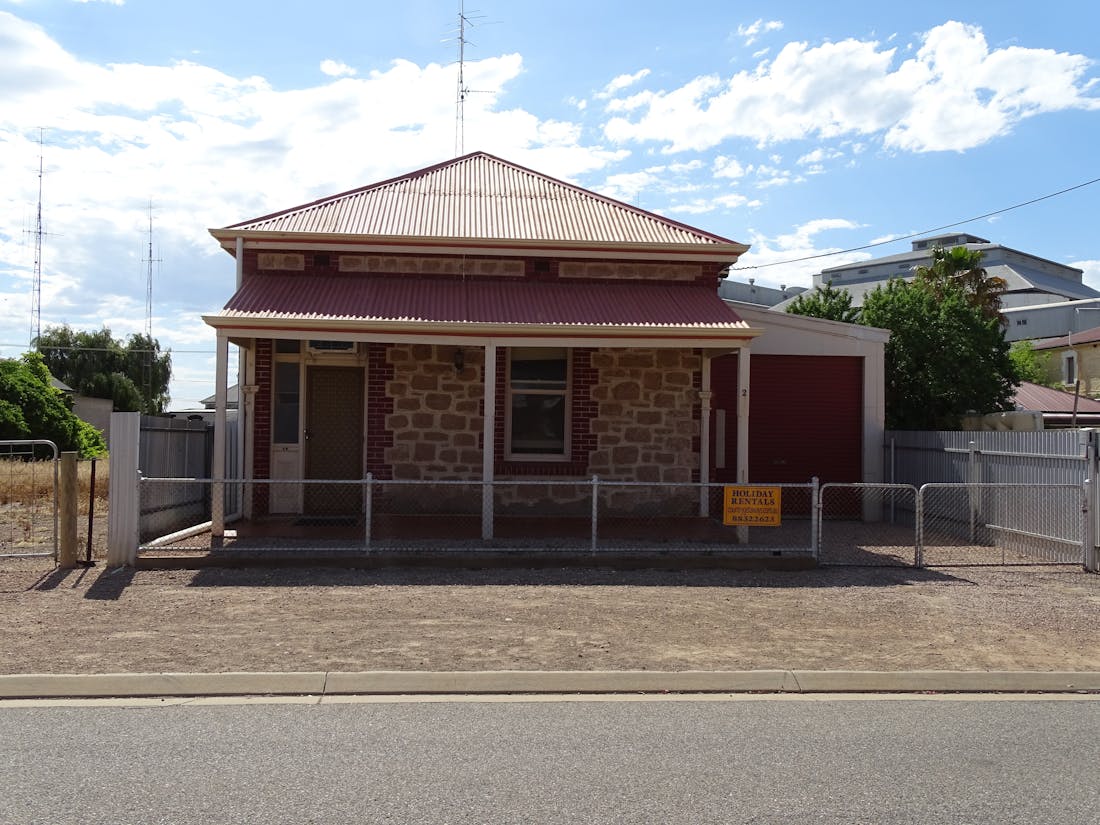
723, 486, 782, 526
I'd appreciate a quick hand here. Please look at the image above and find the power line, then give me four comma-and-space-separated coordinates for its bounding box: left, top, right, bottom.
730, 175, 1100, 272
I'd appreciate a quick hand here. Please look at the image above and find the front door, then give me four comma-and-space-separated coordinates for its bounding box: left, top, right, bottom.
304, 366, 365, 516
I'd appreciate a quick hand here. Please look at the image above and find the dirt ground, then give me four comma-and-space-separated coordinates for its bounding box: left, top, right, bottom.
1, 558, 1098, 675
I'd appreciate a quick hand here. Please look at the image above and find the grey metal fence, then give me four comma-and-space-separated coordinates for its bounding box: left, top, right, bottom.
0, 440, 58, 560
138, 414, 239, 538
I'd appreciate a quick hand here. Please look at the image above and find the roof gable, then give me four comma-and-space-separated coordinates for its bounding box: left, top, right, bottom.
218, 152, 746, 251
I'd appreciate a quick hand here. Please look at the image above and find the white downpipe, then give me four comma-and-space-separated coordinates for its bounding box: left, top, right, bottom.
482, 341, 496, 539
235, 236, 244, 290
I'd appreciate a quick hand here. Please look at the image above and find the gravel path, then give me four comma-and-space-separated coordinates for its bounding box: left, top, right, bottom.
1, 560, 1098, 675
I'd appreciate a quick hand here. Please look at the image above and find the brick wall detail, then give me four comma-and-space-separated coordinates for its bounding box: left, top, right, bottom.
251, 339, 272, 515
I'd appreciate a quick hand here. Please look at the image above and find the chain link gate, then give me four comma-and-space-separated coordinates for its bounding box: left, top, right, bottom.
817, 483, 918, 566
1, 440, 59, 560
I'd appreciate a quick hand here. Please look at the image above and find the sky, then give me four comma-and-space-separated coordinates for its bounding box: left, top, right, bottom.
1, 0, 1099, 407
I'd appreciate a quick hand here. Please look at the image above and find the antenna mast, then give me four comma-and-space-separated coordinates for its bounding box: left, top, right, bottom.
143, 201, 160, 340
29, 129, 44, 347
455, 1, 470, 156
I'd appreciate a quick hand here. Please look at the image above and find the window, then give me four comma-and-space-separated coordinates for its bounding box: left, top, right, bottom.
1063, 352, 1077, 385
273, 362, 300, 443
507, 347, 568, 458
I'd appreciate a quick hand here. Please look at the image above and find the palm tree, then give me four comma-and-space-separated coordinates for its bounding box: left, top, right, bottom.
915, 245, 1006, 321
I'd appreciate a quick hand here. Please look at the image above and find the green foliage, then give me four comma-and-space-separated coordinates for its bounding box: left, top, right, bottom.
1008, 340, 1052, 387
0, 353, 107, 457
36, 325, 172, 414
785, 282, 860, 323
915, 246, 1007, 321
861, 278, 1019, 430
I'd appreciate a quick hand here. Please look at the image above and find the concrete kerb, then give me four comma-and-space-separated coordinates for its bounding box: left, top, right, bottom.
2, 670, 1100, 700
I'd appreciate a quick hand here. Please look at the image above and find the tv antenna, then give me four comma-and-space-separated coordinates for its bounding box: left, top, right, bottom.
451, 2, 493, 155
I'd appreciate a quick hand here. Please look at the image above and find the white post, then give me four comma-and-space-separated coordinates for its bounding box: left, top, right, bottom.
699, 353, 712, 518
482, 342, 496, 540
212, 331, 229, 538
106, 412, 141, 567
736, 346, 751, 543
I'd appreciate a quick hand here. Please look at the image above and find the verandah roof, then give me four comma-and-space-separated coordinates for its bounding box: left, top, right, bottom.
204, 275, 754, 340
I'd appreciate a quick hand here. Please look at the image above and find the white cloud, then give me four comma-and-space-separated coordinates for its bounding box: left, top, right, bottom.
731, 220, 869, 289
736, 19, 784, 47
603, 20, 1100, 154
597, 68, 651, 99
713, 155, 745, 179
320, 59, 356, 78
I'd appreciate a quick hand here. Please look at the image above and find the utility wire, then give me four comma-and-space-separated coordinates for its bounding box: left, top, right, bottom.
730, 175, 1100, 272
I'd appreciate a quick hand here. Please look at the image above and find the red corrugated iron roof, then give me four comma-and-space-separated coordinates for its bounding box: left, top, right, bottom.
218, 152, 747, 251
1013, 381, 1100, 413
1032, 325, 1100, 350
212, 275, 749, 330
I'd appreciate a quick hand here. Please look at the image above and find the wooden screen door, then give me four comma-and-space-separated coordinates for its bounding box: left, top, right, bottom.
304, 366, 365, 516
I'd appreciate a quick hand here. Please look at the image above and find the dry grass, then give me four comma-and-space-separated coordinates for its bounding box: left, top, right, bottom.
0, 457, 110, 510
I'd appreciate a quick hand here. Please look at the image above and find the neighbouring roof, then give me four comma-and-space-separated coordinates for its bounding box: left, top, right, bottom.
1013, 381, 1100, 413
206, 276, 752, 336
212, 152, 748, 255
1032, 325, 1100, 350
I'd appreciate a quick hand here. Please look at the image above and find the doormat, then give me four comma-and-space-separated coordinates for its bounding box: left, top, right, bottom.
293, 517, 358, 527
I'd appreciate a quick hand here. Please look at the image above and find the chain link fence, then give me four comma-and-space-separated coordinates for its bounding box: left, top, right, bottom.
918, 483, 1085, 566
130, 476, 1092, 569
818, 483, 918, 566
135, 477, 819, 557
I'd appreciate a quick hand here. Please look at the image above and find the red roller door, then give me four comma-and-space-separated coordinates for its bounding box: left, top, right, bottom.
711, 354, 863, 484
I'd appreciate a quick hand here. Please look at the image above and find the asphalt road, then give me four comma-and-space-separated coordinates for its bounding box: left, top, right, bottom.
3, 697, 1099, 824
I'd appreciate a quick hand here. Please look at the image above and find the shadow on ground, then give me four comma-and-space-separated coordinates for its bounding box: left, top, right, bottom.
174, 564, 972, 589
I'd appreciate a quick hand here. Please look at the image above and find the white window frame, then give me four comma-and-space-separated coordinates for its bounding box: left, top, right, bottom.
505, 347, 571, 461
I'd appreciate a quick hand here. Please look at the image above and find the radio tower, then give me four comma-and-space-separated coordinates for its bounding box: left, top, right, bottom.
141, 202, 161, 410
143, 201, 159, 340
29, 130, 45, 347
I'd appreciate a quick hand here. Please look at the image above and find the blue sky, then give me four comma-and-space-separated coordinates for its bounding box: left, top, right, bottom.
2, 0, 1099, 406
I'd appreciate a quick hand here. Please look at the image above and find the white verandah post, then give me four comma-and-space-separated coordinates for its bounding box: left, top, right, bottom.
212, 331, 229, 538
482, 341, 496, 540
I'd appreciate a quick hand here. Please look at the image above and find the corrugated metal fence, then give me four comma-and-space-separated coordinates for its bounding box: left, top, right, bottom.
886, 430, 1095, 488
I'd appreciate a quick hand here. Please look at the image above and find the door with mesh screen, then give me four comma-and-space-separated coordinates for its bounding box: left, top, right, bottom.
304, 366, 364, 516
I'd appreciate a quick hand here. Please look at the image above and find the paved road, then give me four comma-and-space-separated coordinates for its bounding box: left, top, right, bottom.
3, 697, 1098, 824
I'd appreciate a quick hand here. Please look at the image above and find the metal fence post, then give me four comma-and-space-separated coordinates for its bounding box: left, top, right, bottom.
1085, 479, 1097, 573
811, 476, 820, 561
915, 484, 925, 568
364, 473, 373, 552
591, 475, 599, 553
967, 441, 979, 543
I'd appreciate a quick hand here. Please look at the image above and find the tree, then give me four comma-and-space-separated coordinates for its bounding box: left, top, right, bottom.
36, 325, 171, 414
785, 282, 860, 323
0, 353, 106, 457
1008, 340, 1052, 387
861, 278, 1019, 429
915, 245, 1007, 321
